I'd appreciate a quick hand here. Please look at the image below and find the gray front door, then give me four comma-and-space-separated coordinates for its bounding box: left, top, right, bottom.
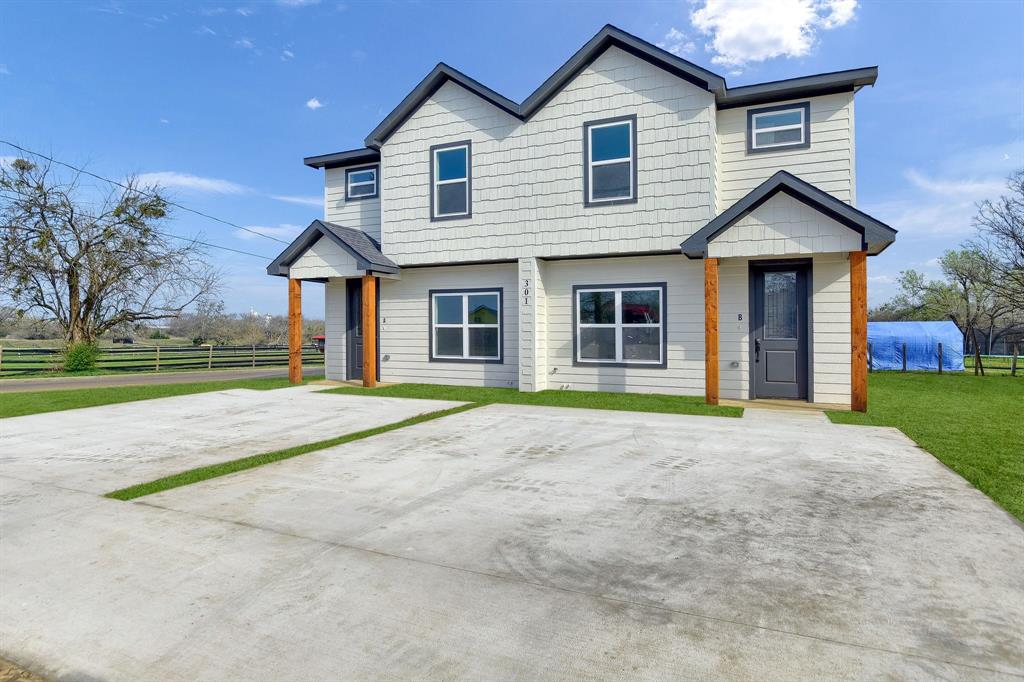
346, 279, 363, 380
752, 263, 809, 400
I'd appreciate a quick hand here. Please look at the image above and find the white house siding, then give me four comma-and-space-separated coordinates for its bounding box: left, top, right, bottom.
324, 280, 347, 381
716, 253, 852, 406
288, 237, 363, 280
715, 92, 856, 213
325, 166, 382, 242
517, 257, 548, 392
542, 255, 705, 396
707, 192, 862, 258
380, 46, 716, 265
811, 253, 852, 406
378, 263, 519, 387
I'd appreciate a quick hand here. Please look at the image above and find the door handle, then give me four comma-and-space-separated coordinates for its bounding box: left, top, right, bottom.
754, 339, 761, 362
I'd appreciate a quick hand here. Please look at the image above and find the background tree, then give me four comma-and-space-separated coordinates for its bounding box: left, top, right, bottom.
0, 156, 219, 344
971, 169, 1024, 304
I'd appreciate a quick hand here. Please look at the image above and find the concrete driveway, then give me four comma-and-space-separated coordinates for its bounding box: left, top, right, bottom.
2, 397, 1022, 680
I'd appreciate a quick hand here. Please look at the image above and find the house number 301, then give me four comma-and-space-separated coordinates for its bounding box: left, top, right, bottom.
522, 278, 530, 306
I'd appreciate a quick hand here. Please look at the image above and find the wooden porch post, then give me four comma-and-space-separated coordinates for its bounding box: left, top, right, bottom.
850, 250, 868, 412
361, 274, 377, 388
288, 278, 302, 384
704, 257, 719, 405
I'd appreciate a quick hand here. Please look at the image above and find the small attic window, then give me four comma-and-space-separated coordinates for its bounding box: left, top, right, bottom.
346, 165, 378, 200
747, 103, 810, 153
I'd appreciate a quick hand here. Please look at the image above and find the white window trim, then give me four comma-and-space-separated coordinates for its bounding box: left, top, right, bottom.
575, 286, 663, 365
345, 166, 378, 200
432, 291, 501, 360
432, 145, 469, 218
587, 120, 634, 203
750, 107, 806, 150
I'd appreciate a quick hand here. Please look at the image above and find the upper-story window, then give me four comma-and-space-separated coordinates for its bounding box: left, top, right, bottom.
583, 115, 637, 206
430, 140, 471, 220
747, 102, 811, 153
345, 164, 378, 201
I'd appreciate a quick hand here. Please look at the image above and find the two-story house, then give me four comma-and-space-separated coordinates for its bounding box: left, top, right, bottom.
268, 25, 896, 411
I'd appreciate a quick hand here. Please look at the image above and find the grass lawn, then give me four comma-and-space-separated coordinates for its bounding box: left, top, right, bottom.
827, 372, 1023, 522
321, 383, 743, 418
0, 377, 297, 419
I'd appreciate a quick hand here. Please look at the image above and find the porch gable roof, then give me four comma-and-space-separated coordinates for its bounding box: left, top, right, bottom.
266, 220, 399, 277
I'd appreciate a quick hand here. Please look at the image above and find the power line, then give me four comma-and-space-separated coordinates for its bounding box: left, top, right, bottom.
0, 225, 272, 260
0, 140, 290, 245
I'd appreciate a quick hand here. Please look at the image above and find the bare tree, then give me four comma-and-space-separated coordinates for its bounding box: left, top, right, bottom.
972, 169, 1024, 304
0, 155, 219, 344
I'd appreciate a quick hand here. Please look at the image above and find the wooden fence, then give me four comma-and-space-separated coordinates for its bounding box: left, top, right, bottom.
0, 344, 324, 376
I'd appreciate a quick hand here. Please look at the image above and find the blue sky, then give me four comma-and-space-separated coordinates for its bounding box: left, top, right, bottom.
1, 0, 1022, 316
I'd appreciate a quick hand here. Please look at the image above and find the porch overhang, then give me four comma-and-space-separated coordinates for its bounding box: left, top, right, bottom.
266, 220, 400, 279
680, 171, 897, 259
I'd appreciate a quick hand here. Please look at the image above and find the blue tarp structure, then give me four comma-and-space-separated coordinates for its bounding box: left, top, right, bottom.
867, 321, 964, 371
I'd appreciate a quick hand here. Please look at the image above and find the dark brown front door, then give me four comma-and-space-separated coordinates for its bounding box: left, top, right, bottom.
752, 262, 809, 400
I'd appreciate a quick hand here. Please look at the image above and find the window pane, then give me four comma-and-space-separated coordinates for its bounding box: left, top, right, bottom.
578, 291, 616, 324
437, 181, 467, 215
622, 290, 660, 323
349, 183, 375, 197
755, 111, 802, 129
436, 147, 467, 181
434, 295, 463, 324
579, 327, 616, 360
591, 161, 631, 200
764, 272, 798, 339
435, 327, 464, 356
623, 327, 661, 362
468, 328, 498, 358
755, 128, 802, 147
467, 294, 498, 324
349, 170, 375, 184
590, 123, 630, 162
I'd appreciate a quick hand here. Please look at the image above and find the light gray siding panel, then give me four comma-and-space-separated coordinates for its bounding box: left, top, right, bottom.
718, 259, 750, 400
289, 237, 363, 280
325, 167, 382, 242
543, 255, 704, 396
716, 92, 856, 213
379, 263, 519, 387
324, 279, 346, 381
380, 47, 716, 265
812, 253, 852, 406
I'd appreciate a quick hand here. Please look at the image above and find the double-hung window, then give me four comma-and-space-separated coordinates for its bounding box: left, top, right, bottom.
584, 115, 637, 206
345, 165, 378, 200
430, 289, 501, 362
430, 141, 471, 220
574, 284, 665, 366
747, 102, 810, 153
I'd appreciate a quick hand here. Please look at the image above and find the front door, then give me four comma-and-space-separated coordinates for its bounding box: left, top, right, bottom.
346, 279, 363, 380
752, 263, 809, 400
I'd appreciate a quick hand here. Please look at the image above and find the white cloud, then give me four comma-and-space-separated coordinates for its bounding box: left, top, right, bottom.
236, 7, 252, 15
0, 64, 10, 76
305, 97, 323, 110
351, 49, 367, 63
281, 49, 295, 61
235, 224, 303, 240
0, 156, 20, 168
690, 0, 857, 68
234, 37, 254, 49
276, 0, 320, 6
904, 170, 1006, 198
270, 194, 322, 208
195, 25, 216, 35
135, 172, 250, 195
159, 118, 170, 124
198, 6, 227, 15
656, 27, 696, 57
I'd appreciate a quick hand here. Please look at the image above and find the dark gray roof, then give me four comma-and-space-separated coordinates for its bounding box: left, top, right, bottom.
348, 24, 876, 150
267, 220, 399, 277
304, 148, 380, 170
680, 171, 897, 259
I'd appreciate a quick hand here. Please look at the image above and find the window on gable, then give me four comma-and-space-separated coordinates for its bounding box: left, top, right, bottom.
584, 116, 637, 206
431, 141, 471, 220
748, 103, 810, 152
430, 289, 501, 361
345, 165, 378, 200
574, 284, 665, 366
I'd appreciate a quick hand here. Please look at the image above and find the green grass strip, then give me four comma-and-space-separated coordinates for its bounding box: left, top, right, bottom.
105, 403, 479, 501
321, 383, 743, 418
